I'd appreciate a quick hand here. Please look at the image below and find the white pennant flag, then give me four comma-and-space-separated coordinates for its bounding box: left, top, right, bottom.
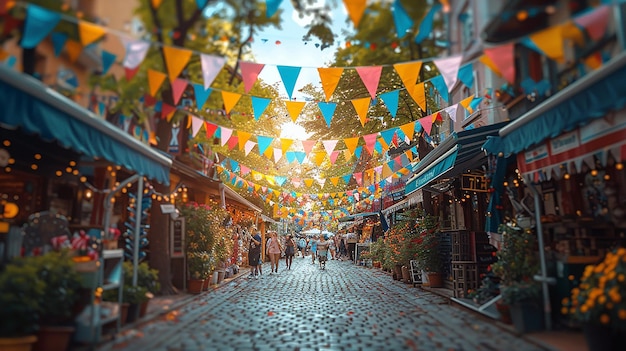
273, 148, 282, 163
120, 35, 150, 69
433, 55, 463, 92
191, 115, 204, 137
220, 127, 233, 146
322, 140, 338, 157
200, 53, 226, 90
443, 103, 459, 122
244, 141, 256, 156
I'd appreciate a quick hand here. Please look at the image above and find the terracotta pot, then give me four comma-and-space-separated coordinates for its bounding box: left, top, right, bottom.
0, 335, 37, 351
393, 265, 403, 281
139, 299, 150, 318
401, 265, 412, 284
373, 261, 381, 268
426, 272, 443, 288
187, 279, 204, 294
34, 326, 74, 351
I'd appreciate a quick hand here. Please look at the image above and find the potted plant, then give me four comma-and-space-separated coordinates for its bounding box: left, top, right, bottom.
186, 251, 209, 293
491, 223, 543, 333
413, 213, 443, 288
135, 262, 160, 317
563, 247, 626, 351
0, 258, 46, 350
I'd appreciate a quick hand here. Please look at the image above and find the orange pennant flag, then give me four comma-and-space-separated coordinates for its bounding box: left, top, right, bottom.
280, 138, 294, 155
584, 52, 602, 70
382, 163, 393, 179
351, 97, 370, 126
238, 131, 251, 151
285, 101, 306, 122
459, 95, 474, 112
304, 179, 315, 188
313, 151, 326, 166
147, 69, 167, 97
399, 121, 416, 140
344, 137, 360, 155
378, 137, 389, 151
529, 24, 564, 62
162, 46, 193, 82
393, 61, 422, 87
263, 146, 274, 159
78, 21, 106, 46
65, 40, 83, 63
318, 67, 344, 102
342, 0, 367, 27
330, 177, 340, 186
406, 83, 426, 111
479, 55, 501, 76
221, 91, 242, 113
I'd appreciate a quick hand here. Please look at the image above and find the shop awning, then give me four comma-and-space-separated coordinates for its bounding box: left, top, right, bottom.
382, 189, 423, 215
0, 65, 171, 185
405, 122, 507, 196
493, 51, 626, 158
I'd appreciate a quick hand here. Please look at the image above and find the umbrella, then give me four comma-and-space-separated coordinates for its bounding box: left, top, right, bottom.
300, 229, 334, 237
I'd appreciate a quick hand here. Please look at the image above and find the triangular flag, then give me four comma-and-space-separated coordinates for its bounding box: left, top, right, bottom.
162, 46, 193, 82
380, 129, 396, 146
392, 0, 414, 38
459, 95, 474, 111
457, 63, 474, 89
407, 83, 426, 111
356, 66, 383, 99
399, 121, 415, 140
251, 96, 271, 121
285, 101, 306, 122
318, 67, 344, 101
342, 0, 367, 27
301, 140, 317, 155
239, 61, 265, 93
244, 141, 256, 156
304, 179, 315, 188
354, 172, 363, 186
394, 61, 422, 87
21, 5, 61, 49
281, 138, 294, 154
379, 90, 399, 117
151, 0, 163, 8
121, 36, 150, 69
313, 151, 326, 166
240, 165, 251, 176
415, 3, 442, 44
200, 53, 225, 89
574, 5, 610, 41
238, 131, 252, 151
205, 122, 218, 138
193, 83, 212, 109
433, 54, 463, 92
351, 97, 371, 126
330, 151, 340, 165
191, 116, 204, 137
363, 133, 378, 156
330, 177, 340, 186
65, 40, 83, 63
196, 0, 209, 9
171, 78, 188, 105
479, 54, 501, 76
419, 115, 434, 135
344, 137, 360, 155
342, 174, 352, 184
529, 25, 564, 62
277, 65, 301, 99
257, 135, 274, 155
484, 43, 515, 84
317, 101, 337, 127
273, 148, 283, 163
443, 103, 459, 122
227, 135, 239, 150
266, 0, 283, 18
431, 75, 449, 103
161, 103, 176, 120
322, 140, 338, 156
148, 70, 167, 97
220, 127, 233, 146
51, 32, 68, 57
78, 20, 106, 46
295, 152, 306, 164
221, 91, 242, 114
101, 50, 116, 74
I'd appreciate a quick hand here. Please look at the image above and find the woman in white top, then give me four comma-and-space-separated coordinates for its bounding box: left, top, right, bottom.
266, 231, 283, 274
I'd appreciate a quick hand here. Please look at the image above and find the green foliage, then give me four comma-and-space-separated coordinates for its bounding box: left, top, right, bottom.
134, 262, 161, 295
412, 212, 442, 273
0, 258, 46, 337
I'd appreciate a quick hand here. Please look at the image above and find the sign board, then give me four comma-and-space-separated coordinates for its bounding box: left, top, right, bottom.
409, 260, 423, 286
170, 217, 185, 258
461, 174, 488, 192
160, 204, 176, 214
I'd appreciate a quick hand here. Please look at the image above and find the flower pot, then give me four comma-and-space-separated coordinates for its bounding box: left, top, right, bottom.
126, 303, 140, 324
373, 261, 381, 268
426, 272, 443, 288
0, 335, 37, 351
120, 303, 130, 325
510, 301, 544, 334
583, 323, 626, 351
187, 279, 205, 294
139, 299, 150, 318
401, 265, 412, 284
217, 270, 225, 284
34, 326, 74, 351
495, 300, 512, 325
393, 265, 403, 281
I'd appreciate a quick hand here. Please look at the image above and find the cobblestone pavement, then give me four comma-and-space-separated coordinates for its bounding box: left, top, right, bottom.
99, 257, 548, 351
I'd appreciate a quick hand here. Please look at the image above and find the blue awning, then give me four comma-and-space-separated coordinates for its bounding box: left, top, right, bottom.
0, 64, 171, 185
406, 148, 458, 195
493, 51, 626, 157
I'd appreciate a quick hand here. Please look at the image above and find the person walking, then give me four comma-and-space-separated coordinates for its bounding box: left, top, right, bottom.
329, 236, 337, 260
266, 231, 283, 274
309, 234, 318, 264
284, 234, 296, 269
297, 236, 307, 258
248, 229, 262, 279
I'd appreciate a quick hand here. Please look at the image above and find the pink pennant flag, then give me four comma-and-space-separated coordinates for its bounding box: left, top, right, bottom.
227, 136, 239, 150
171, 78, 188, 105
484, 44, 515, 84
374, 165, 382, 176
443, 103, 459, 122
292, 178, 302, 188
220, 127, 233, 146
190, 115, 204, 137
301, 140, 317, 155
574, 5, 610, 41
354, 172, 363, 186
355, 66, 383, 99
244, 141, 256, 156
433, 55, 463, 92
419, 115, 434, 135
239, 61, 265, 93
273, 148, 282, 163
240, 165, 251, 176
200, 53, 226, 89
322, 140, 338, 156
363, 133, 378, 156
330, 150, 340, 164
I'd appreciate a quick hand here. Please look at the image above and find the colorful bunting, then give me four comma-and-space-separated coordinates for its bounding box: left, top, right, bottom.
220, 127, 233, 146
318, 67, 344, 101
415, 3, 442, 44
266, 0, 283, 18
318, 101, 337, 127
257, 135, 274, 155
51, 32, 68, 57
205, 122, 219, 138
101, 50, 116, 74
221, 91, 242, 114
344, 137, 360, 155
238, 131, 252, 151
351, 97, 371, 126
433, 54, 463, 92
277, 65, 302, 99
251, 96, 271, 121
301, 140, 317, 155
356, 66, 383, 99
78, 20, 106, 46
200, 54, 226, 89
163, 46, 193, 82
148, 70, 167, 97
379, 90, 399, 117
285, 101, 306, 122
431, 75, 449, 103
239, 61, 265, 93
529, 25, 564, 62
193, 83, 212, 109
191, 116, 204, 137
64, 40, 83, 63
342, 0, 367, 28
484, 43, 515, 84
419, 115, 434, 135
363, 133, 378, 156
574, 5, 610, 41
244, 141, 256, 156
407, 83, 426, 111
322, 140, 338, 156
443, 103, 459, 122
21, 5, 61, 49
457, 63, 474, 89
280, 138, 294, 155
392, 0, 414, 38
121, 36, 150, 69
171, 78, 188, 105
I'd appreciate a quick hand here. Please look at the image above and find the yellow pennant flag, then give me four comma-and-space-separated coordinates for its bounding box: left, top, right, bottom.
317, 67, 344, 101
561, 21, 584, 47
459, 95, 474, 112
65, 40, 83, 63
378, 137, 389, 151
147, 69, 167, 97
342, 0, 367, 27
406, 83, 426, 111
399, 121, 416, 140
529, 25, 564, 62
263, 146, 274, 159
221, 91, 241, 114
344, 136, 360, 155
343, 149, 352, 162
479, 55, 501, 76
382, 163, 392, 179
78, 21, 106, 46
285, 101, 306, 122
313, 151, 326, 166
254, 184, 261, 192
162, 46, 193, 82
393, 61, 422, 87
351, 97, 370, 126
405, 149, 415, 162
304, 179, 315, 188
151, 0, 163, 8
330, 177, 339, 186
238, 131, 251, 151
281, 138, 294, 154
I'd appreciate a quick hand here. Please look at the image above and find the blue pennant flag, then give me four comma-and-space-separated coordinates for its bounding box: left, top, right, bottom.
392, 0, 413, 38
374, 142, 382, 155
101, 50, 116, 74
294, 151, 306, 164
51, 32, 68, 57
317, 101, 337, 127
457, 64, 474, 89
354, 146, 363, 159
22, 5, 62, 49
342, 174, 352, 184
257, 135, 273, 155
415, 3, 442, 44
379, 90, 399, 117
277, 65, 301, 99
196, 0, 209, 9
193, 83, 212, 110
266, 0, 283, 18
251, 96, 271, 121
380, 128, 397, 146
285, 151, 296, 163
229, 159, 240, 172
431, 75, 449, 103
275, 176, 287, 186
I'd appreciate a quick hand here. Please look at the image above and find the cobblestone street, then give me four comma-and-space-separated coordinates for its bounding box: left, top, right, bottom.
100, 258, 548, 351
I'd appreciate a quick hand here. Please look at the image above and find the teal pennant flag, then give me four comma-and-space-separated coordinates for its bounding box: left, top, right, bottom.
22, 5, 62, 49
266, 0, 283, 18
431, 75, 449, 103
317, 101, 337, 127
457, 64, 474, 89
415, 3, 442, 44
256, 135, 274, 155
51, 32, 68, 57
379, 90, 399, 117
101, 50, 116, 74
251, 96, 271, 121
294, 151, 306, 164
193, 83, 212, 110
392, 0, 413, 38
285, 151, 296, 163
277, 65, 301, 99
380, 128, 397, 146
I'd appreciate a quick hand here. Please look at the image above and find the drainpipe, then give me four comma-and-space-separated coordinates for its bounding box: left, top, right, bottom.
527, 183, 555, 330
132, 176, 144, 287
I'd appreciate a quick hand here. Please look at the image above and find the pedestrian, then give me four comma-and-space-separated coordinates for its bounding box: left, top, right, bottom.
329, 235, 336, 260
309, 234, 318, 264
297, 236, 307, 258
248, 228, 262, 279
316, 234, 331, 269
266, 231, 282, 274
284, 234, 296, 269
